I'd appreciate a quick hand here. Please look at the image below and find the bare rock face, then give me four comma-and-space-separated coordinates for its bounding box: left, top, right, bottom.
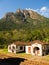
3, 8, 45, 22
16, 8, 24, 13
3, 12, 16, 22
28, 10, 38, 19
3, 8, 47, 24
4, 12, 14, 18
16, 9, 40, 19
0, 8, 49, 31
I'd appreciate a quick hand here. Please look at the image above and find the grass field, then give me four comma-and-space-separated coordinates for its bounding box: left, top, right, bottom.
0, 49, 49, 65
0, 49, 49, 61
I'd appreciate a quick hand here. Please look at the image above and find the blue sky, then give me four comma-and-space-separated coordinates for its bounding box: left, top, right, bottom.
0, 0, 49, 18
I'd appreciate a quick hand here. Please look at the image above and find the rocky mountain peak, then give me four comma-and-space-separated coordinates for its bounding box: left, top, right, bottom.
15, 9, 40, 19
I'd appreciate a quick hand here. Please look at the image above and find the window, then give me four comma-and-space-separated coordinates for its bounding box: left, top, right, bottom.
9, 46, 11, 50
28, 47, 31, 53
12, 46, 15, 49
16, 46, 18, 49
12, 49, 14, 53
20, 46, 23, 50
33, 47, 40, 55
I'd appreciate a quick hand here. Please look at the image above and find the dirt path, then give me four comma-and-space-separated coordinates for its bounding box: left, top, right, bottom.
0, 50, 49, 65
0, 53, 49, 63
28, 56, 49, 64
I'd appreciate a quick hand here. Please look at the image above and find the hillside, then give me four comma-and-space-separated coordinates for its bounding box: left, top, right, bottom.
0, 8, 49, 31
0, 9, 49, 46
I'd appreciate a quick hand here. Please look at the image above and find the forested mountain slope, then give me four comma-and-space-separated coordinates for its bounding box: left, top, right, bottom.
0, 9, 49, 46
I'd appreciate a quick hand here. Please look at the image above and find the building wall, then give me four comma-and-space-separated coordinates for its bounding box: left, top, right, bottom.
8, 43, 25, 53
31, 43, 42, 56
26, 43, 42, 56
25, 46, 31, 54
8, 45, 12, 53
8, 43, 16, 53
16, 46, 24, 52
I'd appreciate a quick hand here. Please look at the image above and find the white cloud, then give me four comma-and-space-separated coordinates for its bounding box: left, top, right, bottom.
40, 7, 49, 17
33, 6, 49, 18
25, 8, 32, 10
33, 9, 39, 12
40, 7, 47, 12
25, 7, 49, 18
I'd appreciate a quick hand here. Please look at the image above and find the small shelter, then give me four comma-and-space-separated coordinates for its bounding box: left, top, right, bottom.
8, 40, 49, 56
26, 40, 49, 56
8, 41, 25, 53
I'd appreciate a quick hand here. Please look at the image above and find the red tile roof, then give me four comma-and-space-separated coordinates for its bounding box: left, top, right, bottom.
29, 40, 48, 45
10, 40, 48, 46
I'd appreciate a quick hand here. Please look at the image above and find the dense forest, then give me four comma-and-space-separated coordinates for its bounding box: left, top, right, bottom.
0, 9, 49, 48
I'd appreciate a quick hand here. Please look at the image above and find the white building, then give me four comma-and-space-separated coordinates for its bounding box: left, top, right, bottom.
8, 40, 49, 56
8, 41, 25, 53
26, 40, 49, 56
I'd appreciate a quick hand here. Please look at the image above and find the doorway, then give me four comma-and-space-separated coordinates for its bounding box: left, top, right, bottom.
33, 47, 40, 56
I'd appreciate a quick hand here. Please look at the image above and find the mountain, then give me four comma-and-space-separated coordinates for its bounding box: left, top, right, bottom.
0, 9, 49, 45
0, 8, 49, 31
